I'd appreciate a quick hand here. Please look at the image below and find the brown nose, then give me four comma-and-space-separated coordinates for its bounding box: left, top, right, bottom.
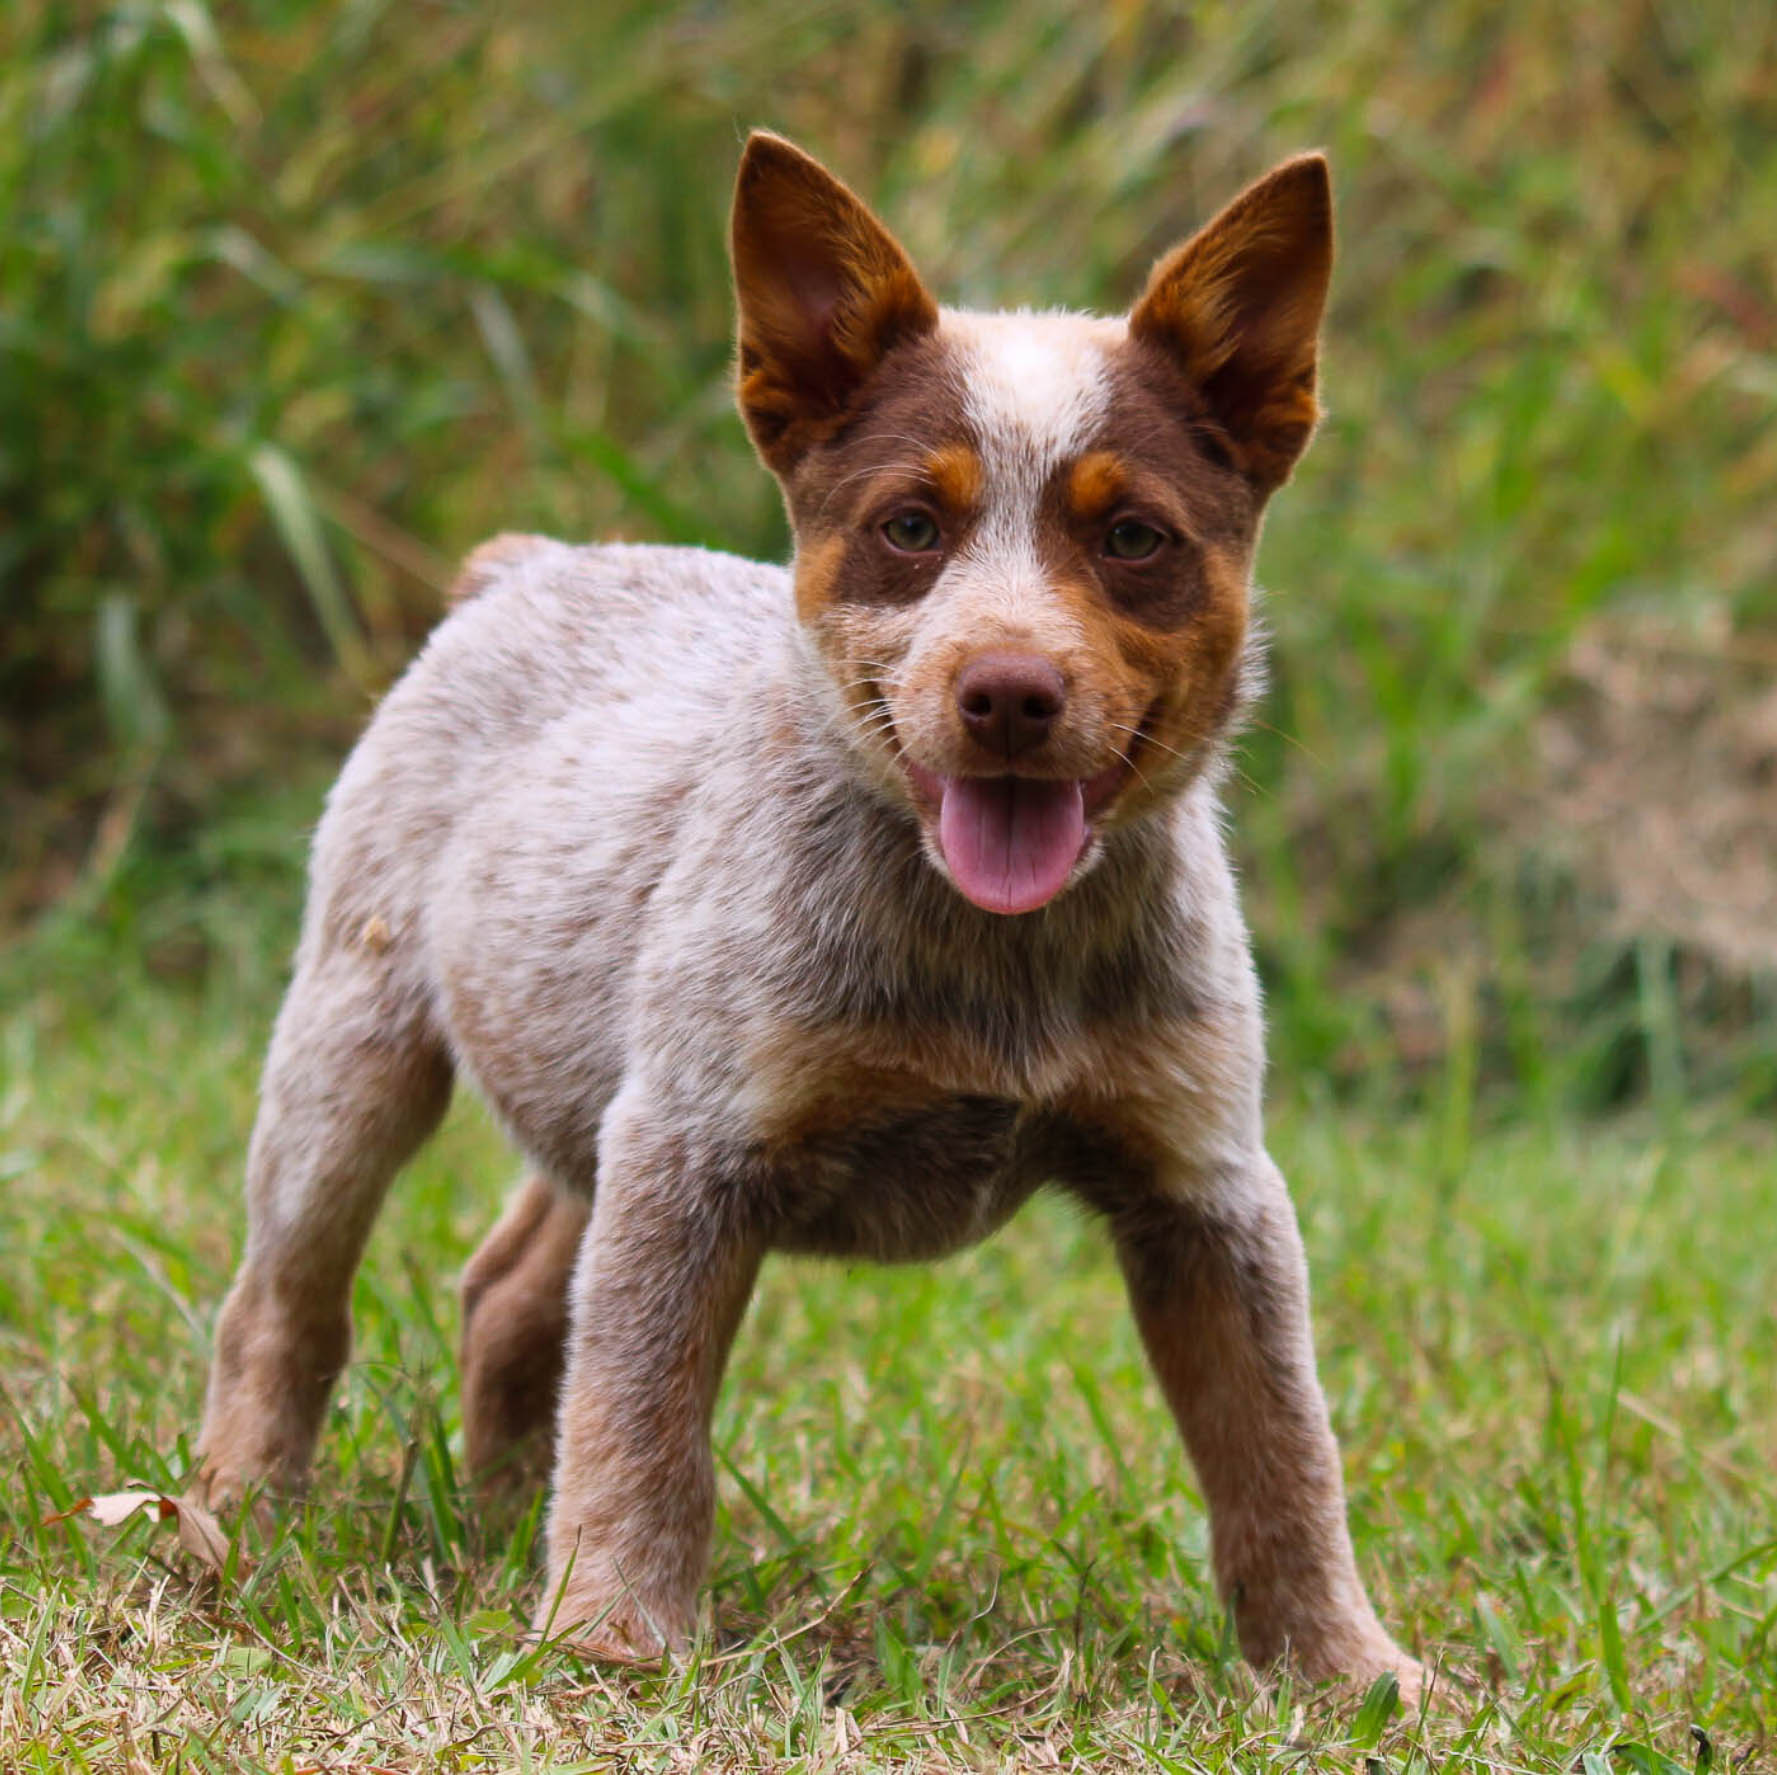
955, 652, 1067, 759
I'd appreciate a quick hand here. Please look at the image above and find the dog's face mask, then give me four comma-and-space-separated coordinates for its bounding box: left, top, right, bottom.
731, 134, 1332, 915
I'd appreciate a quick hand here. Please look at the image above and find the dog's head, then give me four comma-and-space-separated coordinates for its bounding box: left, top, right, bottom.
731, 133, 1331, 915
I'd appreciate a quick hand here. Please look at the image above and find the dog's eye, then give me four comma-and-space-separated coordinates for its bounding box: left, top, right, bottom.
1104, 519, 1165, 562
882, 511, 941, 553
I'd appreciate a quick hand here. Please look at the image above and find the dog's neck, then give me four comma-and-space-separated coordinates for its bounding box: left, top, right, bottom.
758, 628, 1211, 1003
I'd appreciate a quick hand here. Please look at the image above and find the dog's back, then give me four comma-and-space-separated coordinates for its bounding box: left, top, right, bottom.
300, 544, 780, 968
311, 537, 788, 922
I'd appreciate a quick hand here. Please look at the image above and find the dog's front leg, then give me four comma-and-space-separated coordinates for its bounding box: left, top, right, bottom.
538, 1089, 762, 1659
1113, 1156, 1424, 1699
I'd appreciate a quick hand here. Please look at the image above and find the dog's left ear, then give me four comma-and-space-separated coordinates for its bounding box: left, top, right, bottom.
731, 132, 939, 475
1130, 154, 1333, 490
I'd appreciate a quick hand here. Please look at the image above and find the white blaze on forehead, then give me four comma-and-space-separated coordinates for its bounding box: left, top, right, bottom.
940, 308, 1120, 494
933, 309, 1121, 635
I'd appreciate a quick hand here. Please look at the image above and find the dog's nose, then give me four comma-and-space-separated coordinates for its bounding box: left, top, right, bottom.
955, 652, 1067, 758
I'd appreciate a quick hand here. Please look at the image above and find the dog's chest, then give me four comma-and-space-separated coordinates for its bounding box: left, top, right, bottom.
769, 1094, 1042, 1262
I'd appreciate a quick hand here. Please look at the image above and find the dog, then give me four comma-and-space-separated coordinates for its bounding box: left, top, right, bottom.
191, 132, 1422, 1697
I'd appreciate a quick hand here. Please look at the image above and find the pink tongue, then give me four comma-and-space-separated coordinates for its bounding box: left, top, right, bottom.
937, 777, 1087, 915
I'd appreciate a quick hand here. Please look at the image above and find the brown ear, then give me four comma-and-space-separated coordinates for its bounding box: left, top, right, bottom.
1129, 154, 1333, 490
731, 132, 939, 475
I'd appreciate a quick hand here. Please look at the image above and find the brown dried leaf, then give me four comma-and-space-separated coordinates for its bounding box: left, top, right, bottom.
172, 1493, 230, 1573
42, 1490, 169, 1529
44, 1489, 230, 1575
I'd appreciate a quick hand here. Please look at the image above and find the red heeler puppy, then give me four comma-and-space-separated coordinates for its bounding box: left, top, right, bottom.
192, 132, 1423, 1697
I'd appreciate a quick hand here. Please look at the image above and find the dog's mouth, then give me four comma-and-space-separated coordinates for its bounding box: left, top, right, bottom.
858, 678, 1153, 915
901, 758, 1131, 916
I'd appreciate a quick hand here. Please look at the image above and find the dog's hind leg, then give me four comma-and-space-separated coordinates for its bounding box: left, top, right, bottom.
193, 945, 453, 1510
460, 1174, 589, 1489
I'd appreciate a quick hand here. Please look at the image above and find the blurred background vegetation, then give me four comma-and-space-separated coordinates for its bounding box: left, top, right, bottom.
4, 0, 1774, 1115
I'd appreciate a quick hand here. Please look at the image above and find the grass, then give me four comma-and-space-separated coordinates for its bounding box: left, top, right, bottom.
2, 951, 1773, 1770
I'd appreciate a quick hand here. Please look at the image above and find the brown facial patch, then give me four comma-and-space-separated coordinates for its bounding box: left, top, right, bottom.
792, 531, 849, 625
777, 338, 987, 801
783, 333, 980, 614
970, 337, 1263, 813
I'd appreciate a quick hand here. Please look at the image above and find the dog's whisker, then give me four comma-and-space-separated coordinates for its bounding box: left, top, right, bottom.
836, 431, 937, 454
1104, 720, 1192, 767
816, 460, 930, 518
1116, 741, 1159, 799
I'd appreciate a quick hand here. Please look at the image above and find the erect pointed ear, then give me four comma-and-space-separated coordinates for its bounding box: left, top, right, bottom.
1129, 154, 1333, 491
731, 132, 939, 475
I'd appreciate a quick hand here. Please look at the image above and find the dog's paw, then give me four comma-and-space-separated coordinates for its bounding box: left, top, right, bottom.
185, 1456, 279, 1539
1284, 1626, 1431, 1709
1338, 1641, 1441, 1711
1381, 1652, 1428, 1709
530, 1584, 690, 1665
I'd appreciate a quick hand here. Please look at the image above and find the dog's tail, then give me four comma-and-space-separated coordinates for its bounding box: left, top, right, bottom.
445, 532, 553, 609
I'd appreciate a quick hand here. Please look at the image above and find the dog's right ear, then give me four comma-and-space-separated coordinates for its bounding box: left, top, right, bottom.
731, 133, 939, 475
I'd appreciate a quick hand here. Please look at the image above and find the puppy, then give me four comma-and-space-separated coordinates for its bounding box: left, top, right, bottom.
192, 132, 1421, 1696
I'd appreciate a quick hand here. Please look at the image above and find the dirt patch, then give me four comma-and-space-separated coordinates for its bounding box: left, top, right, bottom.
1530, 619, 1777, 976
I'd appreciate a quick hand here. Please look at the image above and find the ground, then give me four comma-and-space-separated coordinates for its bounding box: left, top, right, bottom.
1, 976, 1771, 1772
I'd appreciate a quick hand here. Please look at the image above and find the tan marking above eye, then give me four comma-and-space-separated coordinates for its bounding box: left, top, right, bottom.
922, 444, 983, 513
1066, 451, 1128, 522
